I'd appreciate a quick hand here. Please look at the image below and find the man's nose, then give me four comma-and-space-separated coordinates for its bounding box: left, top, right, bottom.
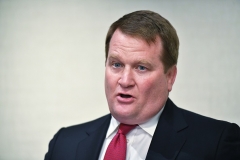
118, 68, 135, 88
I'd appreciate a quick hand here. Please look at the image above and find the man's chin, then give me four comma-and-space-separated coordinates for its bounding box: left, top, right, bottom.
111, 112, 141, 124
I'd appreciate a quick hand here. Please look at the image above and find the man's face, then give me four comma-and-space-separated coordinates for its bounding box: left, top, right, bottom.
105, 29, 177, 124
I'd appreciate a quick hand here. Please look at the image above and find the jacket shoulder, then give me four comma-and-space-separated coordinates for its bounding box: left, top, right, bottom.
175, 105, 240, 159
44, 114, 111, 160
178, 106, 236, 128
164, 99, 240, 159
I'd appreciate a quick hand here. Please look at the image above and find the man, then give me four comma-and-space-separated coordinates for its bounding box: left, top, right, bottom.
45, 10, 240, 160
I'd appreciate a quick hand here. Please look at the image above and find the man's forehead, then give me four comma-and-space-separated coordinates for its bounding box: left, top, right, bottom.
111, 29, 161, 46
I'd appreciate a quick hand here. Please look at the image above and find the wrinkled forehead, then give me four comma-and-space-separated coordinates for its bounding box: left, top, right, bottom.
108, 29, 163, 62
110, 29, 163, 52
118, 28, 161, 46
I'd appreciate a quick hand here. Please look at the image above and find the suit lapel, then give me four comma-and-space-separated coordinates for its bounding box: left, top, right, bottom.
75, 115, 111, 160
146, 99, 188, 160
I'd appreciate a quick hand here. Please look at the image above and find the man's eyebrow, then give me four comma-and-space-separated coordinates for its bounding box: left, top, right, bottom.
135, 59, 152, 66
108, 55, 153, 66
108, 54, 121, 60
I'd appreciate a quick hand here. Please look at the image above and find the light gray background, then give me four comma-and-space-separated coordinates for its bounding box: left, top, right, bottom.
0, 0, 239, 160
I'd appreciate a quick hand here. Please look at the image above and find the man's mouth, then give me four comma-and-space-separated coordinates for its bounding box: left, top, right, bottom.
117, 93, 135, 103
119, 94, 132, 98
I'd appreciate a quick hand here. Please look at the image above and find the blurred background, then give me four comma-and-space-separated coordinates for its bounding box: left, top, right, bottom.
0, 0, 239, 159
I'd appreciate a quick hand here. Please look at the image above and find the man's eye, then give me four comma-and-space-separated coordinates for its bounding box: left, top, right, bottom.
138, 65, 146, 71
113, 63, 121, 68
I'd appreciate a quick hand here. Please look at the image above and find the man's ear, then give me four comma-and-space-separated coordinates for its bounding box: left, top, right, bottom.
166, 65, 177, 92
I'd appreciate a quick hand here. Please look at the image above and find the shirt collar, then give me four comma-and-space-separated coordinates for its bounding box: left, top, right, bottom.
106, 106, 165, 138
139, 106, 164, 136
105, 115, 120, 138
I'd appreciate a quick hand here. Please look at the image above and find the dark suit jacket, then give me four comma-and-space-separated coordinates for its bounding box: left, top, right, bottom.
44, 99, 240, 160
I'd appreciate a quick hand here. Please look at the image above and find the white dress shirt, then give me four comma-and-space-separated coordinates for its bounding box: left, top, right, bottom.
98, 107, 164, 160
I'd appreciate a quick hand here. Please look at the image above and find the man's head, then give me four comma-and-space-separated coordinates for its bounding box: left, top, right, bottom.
105, 10, 179, 73
104, 10, 179, 124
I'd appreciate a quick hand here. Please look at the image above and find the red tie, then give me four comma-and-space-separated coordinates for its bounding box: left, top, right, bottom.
104, 123, 137, 160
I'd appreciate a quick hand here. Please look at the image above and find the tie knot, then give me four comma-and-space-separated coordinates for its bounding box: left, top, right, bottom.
118, 123, 137, 135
